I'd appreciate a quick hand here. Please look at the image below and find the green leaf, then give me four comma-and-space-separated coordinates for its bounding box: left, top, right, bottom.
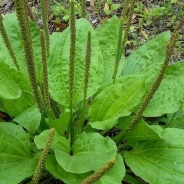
0, 122, 38, 184
0, 157, 38, 184
122, 31, 170, 76
111, 4, 121, 11
0, 92, 34, 116
56, 132, 117, 174
46, 155, 91, 184
48, 18, 103, 106
0, 123, 32, 161
165, 109, 184, 129
46, 153, 125, 184
123, 173, 144, 184
34, 130, 70, 153
35, 131, 117, 174
165, 60, 184, 76
0, 57, 29, 100
144, 63, 184, 116
0, 63, 34, 116
89, 77, 145, 130
0, 13, 42, 76
124, 119, 162, 144
0, 62, 31, 93
125, 127, 184, 184
50, 32, 61, 51
0, 66, 21, 99
13, 105, 41, 134
96, 16, 124, 83
96, 154, 125, 184
137, 63, 162, 92
46, 112, 70, 136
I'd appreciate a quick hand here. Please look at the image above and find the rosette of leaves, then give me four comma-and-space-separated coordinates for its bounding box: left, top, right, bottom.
0, 3, 184, 184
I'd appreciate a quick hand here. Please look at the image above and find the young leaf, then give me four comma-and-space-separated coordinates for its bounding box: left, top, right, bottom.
48, 18, 103, 106
122, 31, 170, 76
89, 77, 145, 130
125, 127, 184, 184
46, 112, 70, 136
13, 105, 41, 134
96, 16, 124, 83
0, 123, 38, 184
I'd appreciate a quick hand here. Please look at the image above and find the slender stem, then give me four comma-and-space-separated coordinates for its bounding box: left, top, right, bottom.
68, 0, 76, 147
0, 15, 20, 71
121, 0, 136, 55
25, 0, 35, 22
14, 0, 44, 113
40, 0, 49, 57
81, 159, 116, 184
81, 0, 86, 18
121, 0, 129, 19
32, 128, 55, 184
40, 30, 50, 111
113, 19, 123, 83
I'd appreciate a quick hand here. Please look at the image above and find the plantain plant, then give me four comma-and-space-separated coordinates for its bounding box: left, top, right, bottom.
0, 0, 184, 184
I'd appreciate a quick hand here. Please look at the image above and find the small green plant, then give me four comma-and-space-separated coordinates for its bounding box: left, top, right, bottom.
135, 0, 184, 28
51, 0, 85, 21
0, 0, 184, 184
103, 0, 121, 15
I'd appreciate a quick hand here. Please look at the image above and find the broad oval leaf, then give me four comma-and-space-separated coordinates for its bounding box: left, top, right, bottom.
35, 131, 117, 174
122, 31, 170, 76
48, 18, 103, 106
55, 132, 117, 174
46, 153, 125, 184
0, 123, 38, 184
125, 127, 184, 184
144, 62, 184, 116
0, 13, 42, 76
96, 153, 125, 184
89, 77, 145, 130
34, 129, 70, 153
13, 105, 41, 134
46, 155, 91, 184
95, 16, 124, 83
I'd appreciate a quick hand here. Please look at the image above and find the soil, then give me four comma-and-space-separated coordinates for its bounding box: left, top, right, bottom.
0, 0, 183, 60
